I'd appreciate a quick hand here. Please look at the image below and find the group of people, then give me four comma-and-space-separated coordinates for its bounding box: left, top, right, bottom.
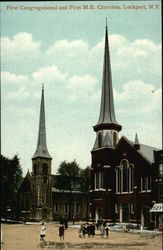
40, 222, 65, 241
79, 223, 96, 238
40, 221, 111, 241
79, 222, 110, 238
99, 223, 110, 238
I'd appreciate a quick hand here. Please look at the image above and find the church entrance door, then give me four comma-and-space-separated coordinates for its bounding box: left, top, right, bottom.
95, 207, 103, 221
142, 207, 150, 227
120, 203, 129, 223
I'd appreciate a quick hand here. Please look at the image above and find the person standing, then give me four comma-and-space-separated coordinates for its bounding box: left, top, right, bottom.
100, 224, 105, 238
90, 223, 95, 237
40, 223, 46, 241
82, 225, 87, 238
87, 223, 91, 237
105, 224, 110, 238
59, 224, 64, 241
92, 223, 95, 237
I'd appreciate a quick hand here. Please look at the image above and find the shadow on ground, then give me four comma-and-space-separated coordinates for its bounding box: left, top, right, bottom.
40, 241, 148, 249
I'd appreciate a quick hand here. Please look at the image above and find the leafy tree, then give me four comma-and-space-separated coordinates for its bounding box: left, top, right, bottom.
55, 160, 90, 192
56, 160, 80, 190
57, 160, 80, 177
0, 154, 23, 219
79, 167, 91, 192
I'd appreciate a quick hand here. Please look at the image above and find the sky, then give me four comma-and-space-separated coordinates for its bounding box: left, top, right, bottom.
1, 1, 162, 176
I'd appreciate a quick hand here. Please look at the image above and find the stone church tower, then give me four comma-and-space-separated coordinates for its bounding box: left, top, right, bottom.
90, 22, 122, 221
31, 85, 53, 221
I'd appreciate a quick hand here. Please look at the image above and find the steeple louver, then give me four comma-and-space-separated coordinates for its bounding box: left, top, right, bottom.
93, 22, 121, 133
32, 85, 52, 159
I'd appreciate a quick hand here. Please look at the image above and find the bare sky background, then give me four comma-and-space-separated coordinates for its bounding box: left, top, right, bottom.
1, 1, 162, 175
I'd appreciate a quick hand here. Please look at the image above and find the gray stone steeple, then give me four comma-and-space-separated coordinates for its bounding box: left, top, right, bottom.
93, 22, 121, 133
32, 84, 52, 159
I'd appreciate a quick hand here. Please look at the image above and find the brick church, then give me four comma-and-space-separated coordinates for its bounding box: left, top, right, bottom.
17, 24, 162, 229
89, 23, 163, 229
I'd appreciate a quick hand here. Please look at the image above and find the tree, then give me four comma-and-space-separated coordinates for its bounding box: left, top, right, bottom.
0, 154, 23, 219
79, 167, 91, 192
56, 160, 80, 190
55, 160, 90, 192
57, 160, 80, 177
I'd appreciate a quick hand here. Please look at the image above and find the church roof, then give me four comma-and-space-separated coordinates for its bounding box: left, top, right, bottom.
32, 85, 52, 159
117, 136, 160, 163
139, 144, 159, 163
94, 22, 121, 132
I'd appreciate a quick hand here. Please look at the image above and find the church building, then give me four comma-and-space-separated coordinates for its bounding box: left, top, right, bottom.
17, 23, 162, 229
17, 85, 89, 222
90, 23, 163, 229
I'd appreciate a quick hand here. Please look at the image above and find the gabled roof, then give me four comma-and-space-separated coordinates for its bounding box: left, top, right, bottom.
139, 144, 159, 163
19, 170, 32, 192
115, 136, 160, 164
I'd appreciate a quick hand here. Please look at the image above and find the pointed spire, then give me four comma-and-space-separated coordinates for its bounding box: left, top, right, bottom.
32, 84, 52, 159
106, 17, 107, 28
134, 133, 140, 150
134, 133, 139, 145
94, 21, 121, 132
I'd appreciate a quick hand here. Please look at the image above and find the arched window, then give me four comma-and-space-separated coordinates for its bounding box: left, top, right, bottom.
121, 160, 128, 192
95, 172, 99, 189
42, 163, 48, 175
95, 171, 103, 189
129, 164, 134, 192
54, 203, 60, 213
65, 203, 70, 214
115, 167, 121, 193
98, 132, 102, 148
99, 171, 103, 189
33, 164, 37, 175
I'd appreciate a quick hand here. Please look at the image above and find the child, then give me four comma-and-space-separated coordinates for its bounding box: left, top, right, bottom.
59, 224, 64, 241
40, 223, 46, 241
